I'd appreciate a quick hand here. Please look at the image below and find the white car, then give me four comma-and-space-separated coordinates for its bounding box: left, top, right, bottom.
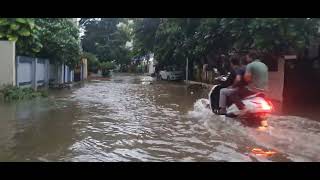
159, 70, 184, 81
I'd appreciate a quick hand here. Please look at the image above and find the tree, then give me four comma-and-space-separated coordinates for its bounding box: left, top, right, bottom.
0, 18, 81, 68
132, 18, 320, 68
35, 18, 81, 68
81, 51, 99, 73
0, 18, 42, 56
100, 61, 116, 77
131, 18, 160, 57
81, 18, 131, 65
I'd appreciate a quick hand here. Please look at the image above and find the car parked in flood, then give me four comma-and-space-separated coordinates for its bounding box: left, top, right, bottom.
159, 67, 184, 81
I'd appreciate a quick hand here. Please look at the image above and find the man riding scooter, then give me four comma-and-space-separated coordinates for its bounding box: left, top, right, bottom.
217, 51, 268, 115
217, 56, 246, 115
242, 50, 269, 97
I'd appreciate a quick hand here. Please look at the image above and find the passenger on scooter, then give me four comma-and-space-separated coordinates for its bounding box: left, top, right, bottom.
217, 56, 246, 115
242, 50, 269, 96
220, 51, 269, 115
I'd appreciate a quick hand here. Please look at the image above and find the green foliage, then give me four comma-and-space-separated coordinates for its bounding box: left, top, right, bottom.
35, 18, 81, 68
0, 85, 48, 102
81, 51, 99, 73
132, 18, 320, 67
99, 61, 115, 77
0, 18, 42, 55
81, 18, 131, 66
99, 61, 115, 70
0, 18, 81, 68
132, 18, 160, 56
136, 64, 145, 73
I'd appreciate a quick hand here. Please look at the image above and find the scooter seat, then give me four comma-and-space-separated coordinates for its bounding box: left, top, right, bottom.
244, 92, 265, 99
255, 93, 265, 98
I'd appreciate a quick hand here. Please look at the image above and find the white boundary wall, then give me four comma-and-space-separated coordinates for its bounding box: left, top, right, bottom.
0, 41, 16, 86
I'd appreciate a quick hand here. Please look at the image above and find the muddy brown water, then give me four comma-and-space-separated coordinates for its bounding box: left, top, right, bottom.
0, 73, 319, 161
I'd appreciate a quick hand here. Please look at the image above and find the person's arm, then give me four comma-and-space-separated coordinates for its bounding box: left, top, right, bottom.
244, 64, 252, 83
231, 74, 241, 87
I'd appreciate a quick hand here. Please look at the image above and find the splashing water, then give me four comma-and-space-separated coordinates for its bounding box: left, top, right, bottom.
187, 97, 320, 161
187, 98, 212, 119
0, 74, 319, 161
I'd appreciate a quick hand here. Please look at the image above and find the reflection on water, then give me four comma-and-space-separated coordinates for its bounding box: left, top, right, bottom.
0, 73, 319, 161
0, 98, 79, 161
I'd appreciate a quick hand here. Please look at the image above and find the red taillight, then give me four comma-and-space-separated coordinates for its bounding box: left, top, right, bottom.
260, 99, 272, 111
267, 100, 274, 111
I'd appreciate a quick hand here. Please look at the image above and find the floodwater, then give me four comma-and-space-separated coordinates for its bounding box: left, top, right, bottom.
0, 73, 320, 162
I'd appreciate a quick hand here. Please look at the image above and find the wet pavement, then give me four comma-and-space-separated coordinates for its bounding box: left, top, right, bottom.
0, 73, 319, 161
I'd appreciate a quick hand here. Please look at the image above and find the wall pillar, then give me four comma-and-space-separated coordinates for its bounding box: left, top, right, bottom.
0, 41, 16, 87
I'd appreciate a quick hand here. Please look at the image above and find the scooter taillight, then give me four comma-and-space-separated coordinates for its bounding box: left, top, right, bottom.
267, 100, 274, 111
260, 99, 273, 111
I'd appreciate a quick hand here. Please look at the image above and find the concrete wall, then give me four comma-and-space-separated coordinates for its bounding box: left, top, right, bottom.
49, 64, 58, 82
0, 41, 16, 87
82, 58, 88, 80
16, 57, 33, 87
49, 63, 74, 84
16, 56, 50, 89
36, 60, 46, 83
267, 58, 285, 103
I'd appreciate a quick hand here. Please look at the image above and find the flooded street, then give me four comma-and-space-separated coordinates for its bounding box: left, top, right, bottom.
0, 73, 320, 161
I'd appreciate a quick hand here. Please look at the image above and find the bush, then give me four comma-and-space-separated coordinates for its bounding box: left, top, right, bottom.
101, 70, 111, 77
81, 52, 99, 73
99, 61, 115, 77
34, 18, 81, 68
0, 85, 48, 101
127, 64, 137, 73
136, 64, 145, 73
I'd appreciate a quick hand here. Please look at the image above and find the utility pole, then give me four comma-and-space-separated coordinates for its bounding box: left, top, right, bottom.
185, 18, 190, 85
186, 57, 189, 84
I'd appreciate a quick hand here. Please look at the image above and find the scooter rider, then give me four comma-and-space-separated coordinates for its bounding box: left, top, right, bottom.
242, 50, 269, 97
217, 56, 246, 115
217, 50, 268, 115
